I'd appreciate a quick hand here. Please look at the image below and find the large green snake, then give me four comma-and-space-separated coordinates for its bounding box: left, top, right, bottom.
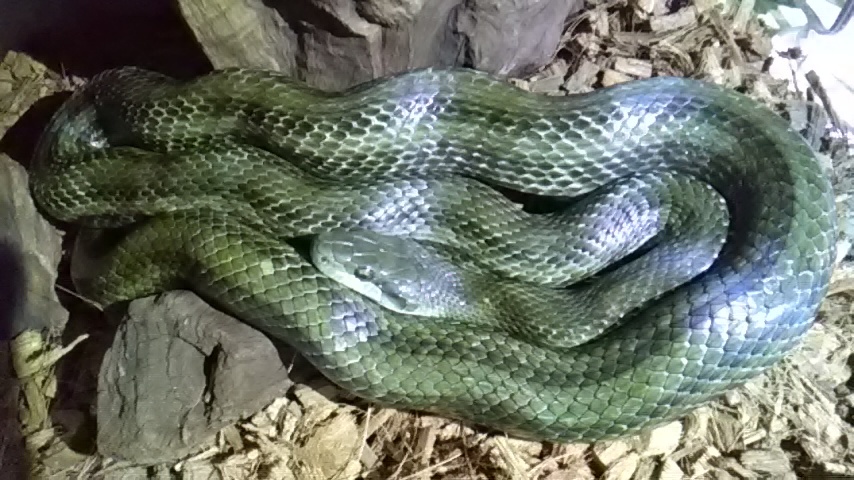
29, 66, 837, 442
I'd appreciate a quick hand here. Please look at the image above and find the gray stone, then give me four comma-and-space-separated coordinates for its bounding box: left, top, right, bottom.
96, 291, 292, 464
0, 153, 66, 338
176, 0, 583, 90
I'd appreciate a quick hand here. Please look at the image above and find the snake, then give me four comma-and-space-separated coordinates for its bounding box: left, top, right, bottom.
29, 66, 837, 442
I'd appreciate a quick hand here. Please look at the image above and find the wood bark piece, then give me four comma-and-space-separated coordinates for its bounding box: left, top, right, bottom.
176, 0, 584, 89
613, 57, 653, 78
650, 8, 698, 31
601, 69, 633, 86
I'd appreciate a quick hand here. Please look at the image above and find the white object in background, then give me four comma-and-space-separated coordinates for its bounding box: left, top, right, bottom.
762, 0, 854, 136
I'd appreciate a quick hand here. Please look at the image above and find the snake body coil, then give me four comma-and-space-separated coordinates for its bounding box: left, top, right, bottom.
30, 67, 837, 442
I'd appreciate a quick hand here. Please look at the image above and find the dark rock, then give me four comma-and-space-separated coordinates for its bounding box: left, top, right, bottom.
0, 154, 66, 339
96, 291, 292, 464
176, 0, 583, 89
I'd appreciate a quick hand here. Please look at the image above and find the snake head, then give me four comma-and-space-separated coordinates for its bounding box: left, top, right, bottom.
310, 229, 470, 317
32, 88, 109, 173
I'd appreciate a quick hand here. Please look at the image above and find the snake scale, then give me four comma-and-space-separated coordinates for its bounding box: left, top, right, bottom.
30, 66, 837, 442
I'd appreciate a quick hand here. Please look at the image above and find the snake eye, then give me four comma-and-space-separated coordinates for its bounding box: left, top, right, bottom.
384, 291, 411, 312
354, 265, 375, 282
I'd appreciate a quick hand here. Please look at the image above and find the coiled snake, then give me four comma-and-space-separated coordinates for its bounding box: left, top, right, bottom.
30, 67, 837, 442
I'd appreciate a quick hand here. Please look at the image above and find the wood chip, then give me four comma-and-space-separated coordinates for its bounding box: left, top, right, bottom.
637, 421, 683, 457
602, 452, 640, 480
613, 57, 653, 78
699, 43, 728, 84
631, 457, 659, 479
650, 8, 697, 31
529, 74, 566, 93
593, 439, 632, 466
652, 0, 671, 17
694, 0, 723, 14
415, 425, 437, 466
659, 458, 686, 479
731, 0, 756, 33
601, 69, 634, 86
591, 8, 610, 36
564, 59, 601, 92
612, 31, 656, 46
634, 0, 656, 16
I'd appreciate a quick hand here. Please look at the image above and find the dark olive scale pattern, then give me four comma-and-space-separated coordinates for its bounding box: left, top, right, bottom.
30, 67, 837, 441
